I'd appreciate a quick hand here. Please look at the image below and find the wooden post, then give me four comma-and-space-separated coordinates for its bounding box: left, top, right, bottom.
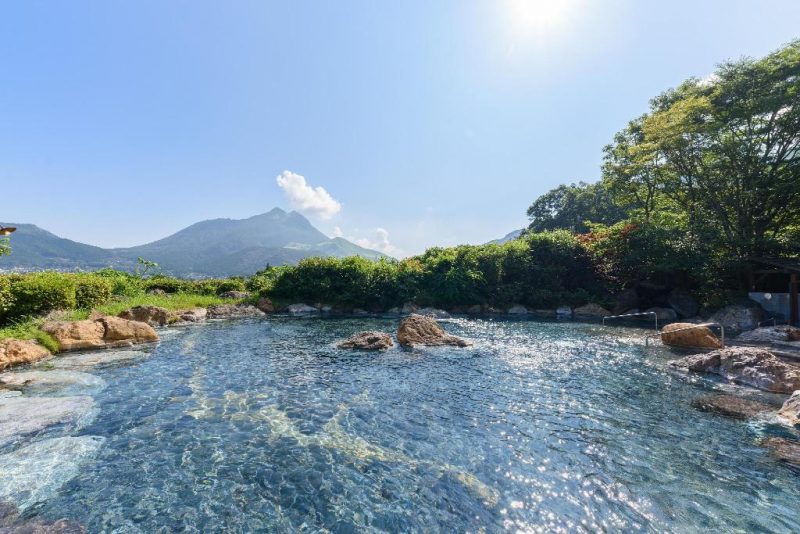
791, 272, 799, 326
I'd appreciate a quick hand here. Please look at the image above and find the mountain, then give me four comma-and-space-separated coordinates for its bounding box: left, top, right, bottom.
0, 209, 387, 277
487, 229, 524, 245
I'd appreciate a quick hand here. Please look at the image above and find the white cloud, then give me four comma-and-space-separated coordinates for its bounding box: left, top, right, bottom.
331, 226, 343, 238
276, 170, 342, 219
352, 227, 402, 258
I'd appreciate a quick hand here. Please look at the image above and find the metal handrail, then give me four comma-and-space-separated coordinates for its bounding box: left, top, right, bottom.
603, 311, 659, 332
645, 321, 725, 348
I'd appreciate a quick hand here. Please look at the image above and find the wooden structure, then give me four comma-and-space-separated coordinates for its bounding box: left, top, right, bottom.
748, 258, 800, 326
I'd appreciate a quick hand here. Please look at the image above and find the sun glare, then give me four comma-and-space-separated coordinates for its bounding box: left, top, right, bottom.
505, 0, 581, 42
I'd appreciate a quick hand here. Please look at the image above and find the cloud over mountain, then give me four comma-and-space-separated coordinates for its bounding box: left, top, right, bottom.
276, 171, 342, 219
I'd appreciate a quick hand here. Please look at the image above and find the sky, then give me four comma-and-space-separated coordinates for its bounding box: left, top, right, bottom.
1, 1, 799, 257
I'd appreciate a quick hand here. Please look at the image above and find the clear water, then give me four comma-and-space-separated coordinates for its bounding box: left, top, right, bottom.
6, 317, 800, 532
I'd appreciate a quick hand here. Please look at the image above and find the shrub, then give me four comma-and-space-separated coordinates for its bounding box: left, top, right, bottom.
74, 275, 113, 309
190, 278, 247, 295
143, 276, 189, 294
6, 272, 77, 319
93, 268, 143, 297
0, 276, 13, 320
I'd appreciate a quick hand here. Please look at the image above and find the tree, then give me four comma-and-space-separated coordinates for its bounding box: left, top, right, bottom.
0, 238, 9, 257
526, 181, 627, 233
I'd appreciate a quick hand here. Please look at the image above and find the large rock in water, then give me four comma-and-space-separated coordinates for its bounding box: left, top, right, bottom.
690, 394, 773, 419
207, 304, 265, 319
286, 303, 318, 315
42, 316, 158, 352
0, 339, 51, 370
661, 323, 722, 349
761, 437, 800, 469
669, 347, 800, 393
118, 305, 175, 327
177, 307, 207, 323
337, 331, 393, 351
0, 395, 95, 447
709, 304, 762, 332
778, 391, 800, 426
396, 314, 470, 347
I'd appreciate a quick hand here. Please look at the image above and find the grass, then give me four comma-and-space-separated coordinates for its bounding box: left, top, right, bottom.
0, 318, 59, 353
0, 292, 235, 353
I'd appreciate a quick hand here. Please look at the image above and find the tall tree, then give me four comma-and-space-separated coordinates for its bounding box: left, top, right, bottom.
526, 181, 627, 233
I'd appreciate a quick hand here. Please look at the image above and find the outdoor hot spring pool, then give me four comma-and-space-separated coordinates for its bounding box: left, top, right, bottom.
2, 317, 799, 532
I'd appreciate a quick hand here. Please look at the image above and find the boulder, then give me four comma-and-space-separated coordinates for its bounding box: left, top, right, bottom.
400, 302, 418, 314
396, 314, 470, 347
417, 307, 451, 319
146, 288, 167, 296
690, 394, 773, 419
386, 307, 401, 314
177, 308, 207, 323
466, 305, 483, 315
761, 437, 800, 469
789, 329, 800, 342
219, 290, 250, 300
669, 347, 800, 393
256, 297, 275, 313
573, 303, 611, 319
667, 288, 699, 318
42, 316, 158, 352
118, 305, 175, 327
661, 322, 722, 349
709, 303, 763, 332
737, 326, 800, 343
337, 331, 394, 351
778, 390, 800, 426
530, 309, 557, 318
286, 303, 318, 315
556, 306, 572, 319
0, 395, 95, 447
352, 308, 370, 316
613, 288, 639, 314
645, 306, 678, 324
0, 339, 51, 370
206, 304, 265, 319
507, 305, 529, 315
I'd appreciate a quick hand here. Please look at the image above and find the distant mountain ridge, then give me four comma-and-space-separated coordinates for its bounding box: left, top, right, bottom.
0, 208, 387, 277
487, 229, 524, 245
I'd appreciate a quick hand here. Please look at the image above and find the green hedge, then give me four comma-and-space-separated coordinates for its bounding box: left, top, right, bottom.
4, 272, 77, 319
75, 275, 113, 309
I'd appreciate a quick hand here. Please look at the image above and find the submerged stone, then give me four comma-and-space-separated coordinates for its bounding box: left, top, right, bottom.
0, 396, 95, 447
761, 437, 800, 469
690, 394, 773, 419
43, 349, 149, 370
0, 371, 105, 395
0, 436, 105, 511
207, 304, 265, 319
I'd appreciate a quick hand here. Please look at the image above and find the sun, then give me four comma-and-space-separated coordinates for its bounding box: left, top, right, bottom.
504, 0, 581, 41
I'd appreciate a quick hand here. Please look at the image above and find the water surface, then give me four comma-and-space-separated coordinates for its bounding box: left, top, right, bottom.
5, 317, 800, 532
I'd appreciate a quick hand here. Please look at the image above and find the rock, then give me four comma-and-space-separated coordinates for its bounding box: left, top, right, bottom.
0, 396, 95, 447
709, 303, 763, 332
256, 297, 275, 313
613, 288, 640, 314
669, 347, 800, 393
42, 316, 158, 352
337, 331, 394, 351
573, 303, 611, 319
219, 290, 250, 300
789, 329, 800, 342
286, 303, 318, 315
0, 371, 105, 395
45, 349, 149, 369
738, 326, 800, 343
507, 305, 529, 315
206, 304, 265, 319
401, 302, 418, 314
690, 394, 773, 419
0, 502, 85, 534
761, 437, 800, 469
0, 436, 105, 512
667, 288, 699, 318
556, 306, 572, 319
466, 305, 483, 315
778, 390, 800, 426
177, 308, 207, 323
118, 305, 175, 327
396, 314, 470, 347
386, 307, 401, 314
530, 309, 557, 318
661, 322, 723, 349
417, 307, 451, 319
0, 340, 51, 371
147, 288, 167, 296
645, 306, 678, 324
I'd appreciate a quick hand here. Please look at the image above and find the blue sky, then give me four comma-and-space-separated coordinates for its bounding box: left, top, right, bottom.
2, 1, 799, 257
